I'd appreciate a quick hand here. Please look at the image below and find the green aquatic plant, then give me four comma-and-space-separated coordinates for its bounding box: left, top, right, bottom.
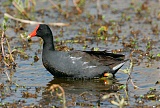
102, 93, 128, 108
48, 84, 66, 108
1, 16, 15, 66
1, 15, 18, 82
12, 0, 36, 19
157, 53, 160, 57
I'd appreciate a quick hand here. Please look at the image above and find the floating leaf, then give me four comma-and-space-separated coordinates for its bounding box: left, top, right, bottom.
146, 94, 155, 99
119, 85, 126, 89
97, 26, 108, 37
157, 53, 160, 57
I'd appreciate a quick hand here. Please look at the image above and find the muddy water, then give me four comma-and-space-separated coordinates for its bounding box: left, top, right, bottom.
0, 0, 160, 107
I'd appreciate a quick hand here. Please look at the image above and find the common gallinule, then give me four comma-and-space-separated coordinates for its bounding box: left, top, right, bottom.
28, 24, 128, 78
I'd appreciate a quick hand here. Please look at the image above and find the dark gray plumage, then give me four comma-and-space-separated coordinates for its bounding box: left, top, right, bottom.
29, 24, 128, 78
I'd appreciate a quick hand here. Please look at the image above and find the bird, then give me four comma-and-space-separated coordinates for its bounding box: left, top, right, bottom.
28, 24, 128, 79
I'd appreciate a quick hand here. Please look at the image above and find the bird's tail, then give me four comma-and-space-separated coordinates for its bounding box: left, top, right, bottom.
112, 59, 129, 75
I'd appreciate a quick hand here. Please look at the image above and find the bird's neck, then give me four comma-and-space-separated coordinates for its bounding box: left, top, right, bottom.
43, 36, 55, 51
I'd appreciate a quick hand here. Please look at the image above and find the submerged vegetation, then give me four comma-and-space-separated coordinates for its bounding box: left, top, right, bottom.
0, 0, 160, 107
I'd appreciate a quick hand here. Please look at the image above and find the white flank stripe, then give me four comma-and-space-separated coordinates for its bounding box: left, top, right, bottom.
70, 56, 82, 60
86, 66, 97, 68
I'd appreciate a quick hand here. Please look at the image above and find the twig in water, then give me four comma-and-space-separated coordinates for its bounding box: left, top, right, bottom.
1, 31, 5, 57
65, 0, 69, 18
1, 16, 15, 81
3, 70, 10, 81
6, 38, 14, 63
4, 13, 69, 26
97, 0, 102, 16
49, 0, 63, 13
102, 93, 127, 108
12, 0, 30, 19
48, 84, 66, 108
3, 60, 10, 67
126, 52, 139, 89
1, 31, 10, 81
73, 0, 82, 14
120, 51, 140, 89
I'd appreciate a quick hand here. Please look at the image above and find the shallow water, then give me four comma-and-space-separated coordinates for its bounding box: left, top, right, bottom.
0, 0, 160, 107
